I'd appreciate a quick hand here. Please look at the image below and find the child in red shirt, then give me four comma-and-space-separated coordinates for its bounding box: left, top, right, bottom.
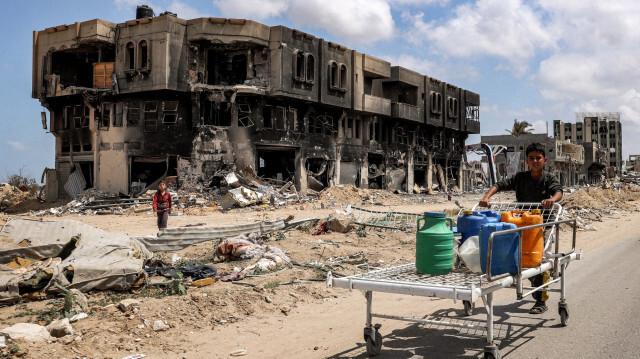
152, 181, 172, 230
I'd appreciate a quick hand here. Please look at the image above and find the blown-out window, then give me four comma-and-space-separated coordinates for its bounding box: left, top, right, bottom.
305, 54, 315, 84
294, 50, 304, 82
430, 92, 442, 114
125, 42, 135, 71
339, 64, 347, 92
138, 40, 149, 70
329, 61, 339, 90
126, 102, 140, 126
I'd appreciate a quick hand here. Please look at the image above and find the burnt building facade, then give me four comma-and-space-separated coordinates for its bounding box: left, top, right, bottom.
33, 9, 480, 199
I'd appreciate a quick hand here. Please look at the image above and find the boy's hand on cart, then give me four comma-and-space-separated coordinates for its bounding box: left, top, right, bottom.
479, 197, 491, 208
541, 198, 555, 208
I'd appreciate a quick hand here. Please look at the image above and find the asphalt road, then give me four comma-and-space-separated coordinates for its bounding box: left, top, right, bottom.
327, 236, 640, 359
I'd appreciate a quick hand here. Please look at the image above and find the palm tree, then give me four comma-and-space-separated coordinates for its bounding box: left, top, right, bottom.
506, 119, 534, 137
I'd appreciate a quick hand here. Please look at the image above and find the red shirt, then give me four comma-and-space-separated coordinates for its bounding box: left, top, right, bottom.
153, 191, 172, 213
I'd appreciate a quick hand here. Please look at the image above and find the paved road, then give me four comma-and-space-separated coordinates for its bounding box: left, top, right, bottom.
326, 236, 640, 359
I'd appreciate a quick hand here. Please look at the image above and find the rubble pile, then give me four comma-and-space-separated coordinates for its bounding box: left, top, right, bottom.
0, 183, 32, 212
318, 185, 405, 207
561, 182, 640, 231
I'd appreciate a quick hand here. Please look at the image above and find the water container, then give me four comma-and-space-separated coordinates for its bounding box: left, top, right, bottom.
501, 210, 544, 268
479, 223, 519, 276
136, 5, 154, 19
416, 212, 454, 275
457, 210, 486, 245
477, 210, 500, 223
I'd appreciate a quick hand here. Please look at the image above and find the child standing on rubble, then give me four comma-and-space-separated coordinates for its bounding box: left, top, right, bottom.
153, 180, 172, 230
479, 142, 563, 315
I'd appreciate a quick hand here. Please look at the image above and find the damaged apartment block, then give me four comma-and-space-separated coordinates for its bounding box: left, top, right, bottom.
32, 6, 481, 199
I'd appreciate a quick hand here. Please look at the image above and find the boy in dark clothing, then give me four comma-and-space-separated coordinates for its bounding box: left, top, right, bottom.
153, 181, 172, 230
479, 142, 563, 314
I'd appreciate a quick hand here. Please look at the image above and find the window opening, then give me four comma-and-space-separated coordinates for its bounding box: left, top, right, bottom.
294, 50, 304, 82
126, 42, 135, 71
99, 102, 111, 129
162, 101, 179, 124
237, 103, 254, 127
139, 40, 149, 70
305, 54, 315, 84
339, 64, 347, 92
329, 62, 338, 90
203, 99, 232, 126
113, 103, 123, 127
63, 106, 71, 130
144, 101, 158, 132
263, 105, 273, 129
355, 119, 361, 139
127, 102, 140, 126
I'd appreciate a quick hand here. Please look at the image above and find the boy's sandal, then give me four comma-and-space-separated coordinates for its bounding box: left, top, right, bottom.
529, 302, 548, 314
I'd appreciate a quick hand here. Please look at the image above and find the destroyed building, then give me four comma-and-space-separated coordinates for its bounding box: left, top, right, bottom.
481, 134, 584, 186
32, 7, 480, 199
553, 112, 621, 181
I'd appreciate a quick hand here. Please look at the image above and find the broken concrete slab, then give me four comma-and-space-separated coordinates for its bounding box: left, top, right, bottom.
152, 320, 170, 332
47, 318, 73, 338
0, 323, 54, 341
327, 214, 355, 233
118, 299, 141, 312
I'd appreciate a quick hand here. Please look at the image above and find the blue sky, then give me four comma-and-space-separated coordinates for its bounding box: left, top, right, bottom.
2, 0, 639, 181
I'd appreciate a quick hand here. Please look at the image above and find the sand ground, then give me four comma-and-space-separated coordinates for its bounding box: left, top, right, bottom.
0, 187, 638, 358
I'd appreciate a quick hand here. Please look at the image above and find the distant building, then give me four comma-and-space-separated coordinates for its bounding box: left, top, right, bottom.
553, 112, 622, 179
32, 7, 481, 199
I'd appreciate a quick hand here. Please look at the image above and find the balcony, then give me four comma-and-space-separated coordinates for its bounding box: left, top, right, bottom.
391, 102, 420, 122
362, 94, 391, 116
187, 18, 270, 46
362, 54, 390, 78
467, 120, 480, 134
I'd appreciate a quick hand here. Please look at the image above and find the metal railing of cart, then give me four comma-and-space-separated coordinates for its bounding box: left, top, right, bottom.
326, 202, 582, 359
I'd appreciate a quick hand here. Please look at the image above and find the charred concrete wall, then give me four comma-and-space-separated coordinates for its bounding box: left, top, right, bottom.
33, 11, 481, 199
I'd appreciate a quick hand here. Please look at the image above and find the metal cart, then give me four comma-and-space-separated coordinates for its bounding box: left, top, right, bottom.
326, 203, 583, 359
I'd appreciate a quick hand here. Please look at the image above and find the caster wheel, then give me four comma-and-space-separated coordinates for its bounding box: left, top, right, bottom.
559, 307, 569, 326
463, 300, 474, 316
558, 302, 569, 327
365, 330, 382, 356
484, 344, 501, 359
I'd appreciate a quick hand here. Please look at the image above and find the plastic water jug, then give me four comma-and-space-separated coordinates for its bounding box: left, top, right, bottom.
501, 210, 544, 268
477, 210, 500, 223
416, 212, 454, 275
479, 222, 519, 276
457, 210, 486, 244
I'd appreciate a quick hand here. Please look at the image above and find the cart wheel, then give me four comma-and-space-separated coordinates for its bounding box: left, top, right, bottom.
558, 302, 569, 327
483, 344, 501, 359
365, 330, 382, 356
463, 300, 474, 316
559, 307, 569, 326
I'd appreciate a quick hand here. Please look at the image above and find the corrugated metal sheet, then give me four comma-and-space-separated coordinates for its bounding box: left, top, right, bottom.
57, 162, 71, 200
63, 164, 86, 199
136, 218, 285, 252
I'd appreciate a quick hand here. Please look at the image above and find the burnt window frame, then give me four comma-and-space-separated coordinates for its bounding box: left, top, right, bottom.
126, 102, 140, 127
99, 102, 112, 129
113, 103, 123, 127
161, 101, 179, 125
447, 96, 459, 119
143, 101, 158, 132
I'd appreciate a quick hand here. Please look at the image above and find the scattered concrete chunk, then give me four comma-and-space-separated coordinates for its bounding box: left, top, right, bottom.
152, 320, 170, 332
0, 323, 54, 342
118, 299, 141, 312
327, 213, 355, 233
47, 318, 73, 338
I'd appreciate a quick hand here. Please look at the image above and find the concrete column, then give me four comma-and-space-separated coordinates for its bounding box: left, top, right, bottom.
406, 150, 415, 193
360, 157, 369, 189
296, 148, 307, 195
458, 156, 464, 191
335, 148, 341, 185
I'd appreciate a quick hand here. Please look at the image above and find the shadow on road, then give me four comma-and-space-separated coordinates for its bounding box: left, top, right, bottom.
326, 298, 556, 358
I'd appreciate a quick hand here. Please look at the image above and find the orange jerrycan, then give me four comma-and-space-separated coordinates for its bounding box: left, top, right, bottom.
501, 210, 544, 267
